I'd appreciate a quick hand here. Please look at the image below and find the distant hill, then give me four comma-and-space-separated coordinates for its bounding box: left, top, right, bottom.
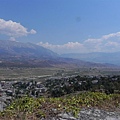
0, 40, 58, 59
0, 40, 116, 68
0, 40, 59, 67
61, 52, 120, 65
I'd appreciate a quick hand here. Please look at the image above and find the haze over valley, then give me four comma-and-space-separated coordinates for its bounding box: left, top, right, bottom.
0, 1, 120, 120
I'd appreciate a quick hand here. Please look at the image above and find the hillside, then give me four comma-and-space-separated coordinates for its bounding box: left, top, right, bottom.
0, 92, 119, 120
0, 40, 116, 68
0, 40, 58, 59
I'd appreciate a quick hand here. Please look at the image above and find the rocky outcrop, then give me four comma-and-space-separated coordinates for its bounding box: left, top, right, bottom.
42, 108, 120, 120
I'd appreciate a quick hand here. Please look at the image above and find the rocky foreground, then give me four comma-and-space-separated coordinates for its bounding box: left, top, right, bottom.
16, 108, 120, 120
50, 108, 120, 120
0, 92, 119, 120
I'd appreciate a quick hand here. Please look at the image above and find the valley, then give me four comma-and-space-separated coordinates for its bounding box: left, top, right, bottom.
0, 67, 120, 81
0, 40, 120, 119
0, 67, 119, 120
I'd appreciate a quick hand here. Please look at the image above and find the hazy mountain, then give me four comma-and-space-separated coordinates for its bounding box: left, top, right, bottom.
61, 52, 120, 65
0, 40, 116, 68
0, 40, 59, 67
0, 40, 58, 59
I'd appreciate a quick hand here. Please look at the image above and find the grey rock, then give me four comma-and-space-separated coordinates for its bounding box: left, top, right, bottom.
42, 108, 120, 120
58, 113, 77, 120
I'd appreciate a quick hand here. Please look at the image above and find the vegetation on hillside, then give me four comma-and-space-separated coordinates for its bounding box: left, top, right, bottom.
0, 92, 120, 120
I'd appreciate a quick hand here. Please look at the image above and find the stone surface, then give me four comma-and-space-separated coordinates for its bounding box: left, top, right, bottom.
44, 108, 120, 120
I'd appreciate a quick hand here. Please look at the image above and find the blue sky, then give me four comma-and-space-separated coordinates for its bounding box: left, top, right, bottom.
0, 0, 120, 54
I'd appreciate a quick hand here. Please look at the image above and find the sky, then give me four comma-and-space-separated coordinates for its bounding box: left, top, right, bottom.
0, 0, 120, 54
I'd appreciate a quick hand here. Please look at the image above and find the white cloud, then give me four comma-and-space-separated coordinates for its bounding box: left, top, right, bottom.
0, 18, 36, 40
84, 31, 120, 52
102, 32, 120, 39
38, 31, 120, 54
37, 42, 86, 54
29, 29, 36, 34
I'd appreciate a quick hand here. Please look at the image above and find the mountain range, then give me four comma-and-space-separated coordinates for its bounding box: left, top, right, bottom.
0, 40, 117, 68
0, 40, 58, 59
61, 52, 120, 66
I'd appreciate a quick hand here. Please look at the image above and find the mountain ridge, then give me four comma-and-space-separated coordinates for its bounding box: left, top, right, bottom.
0, 40, 58, 59
61, 52, 120, 65
0, 40, 117, 68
